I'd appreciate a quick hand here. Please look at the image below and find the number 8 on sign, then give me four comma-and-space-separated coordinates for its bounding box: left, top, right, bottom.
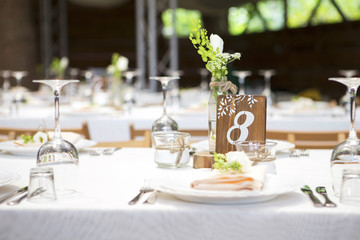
226, 111, 254, 144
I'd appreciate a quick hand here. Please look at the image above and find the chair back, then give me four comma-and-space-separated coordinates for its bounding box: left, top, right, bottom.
266, 130, 346, 149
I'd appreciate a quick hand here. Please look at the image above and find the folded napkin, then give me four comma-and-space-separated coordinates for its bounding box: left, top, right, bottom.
191, 165, 267, 191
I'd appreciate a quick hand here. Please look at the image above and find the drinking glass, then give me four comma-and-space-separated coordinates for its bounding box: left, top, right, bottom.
259, 69, 276, 109
340, 169, 360, 205
27, 167, 57, 203
152, 131, 190, 168
150, 76, 179, 132
329, 77, 360, 197
33, 79, 79, 195
233, 70, 251, 95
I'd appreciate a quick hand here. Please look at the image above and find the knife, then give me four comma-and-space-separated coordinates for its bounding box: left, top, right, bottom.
0, 186, 28, 204
300, 185, 324, 207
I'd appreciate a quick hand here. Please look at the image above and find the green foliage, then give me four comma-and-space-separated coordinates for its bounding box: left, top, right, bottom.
189, 21, 240, 81
213, 153, 243, 173
229, 0, 360, 35
50, 57, 67, 79
162, 8, 202, 38
20, 134, 33, 144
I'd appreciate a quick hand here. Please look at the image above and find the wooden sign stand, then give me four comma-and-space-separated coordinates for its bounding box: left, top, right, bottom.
215, 95, 267, 154
193, 94, 266, 168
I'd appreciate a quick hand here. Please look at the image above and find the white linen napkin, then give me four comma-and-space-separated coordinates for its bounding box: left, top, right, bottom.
191, 165, 267, 191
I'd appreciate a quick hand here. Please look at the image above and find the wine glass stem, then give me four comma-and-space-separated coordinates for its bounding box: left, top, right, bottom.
162, 82, 168, 116
349, 87, 357, 140
54, 88, 61, 139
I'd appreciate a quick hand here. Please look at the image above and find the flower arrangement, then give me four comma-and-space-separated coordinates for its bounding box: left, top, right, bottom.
189, 20, 241, 94
50, 57, 68, 79
213, 151, 251, 174
107, 53, 129, 79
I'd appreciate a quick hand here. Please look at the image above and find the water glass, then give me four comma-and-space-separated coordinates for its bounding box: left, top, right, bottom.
340, 169, 360, 205
235, 140, 277, 174
152, 132, 190, 168
27, 167, 57, 203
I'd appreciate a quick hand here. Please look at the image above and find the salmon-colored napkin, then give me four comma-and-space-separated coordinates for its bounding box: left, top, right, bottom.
191, 165, 267, 191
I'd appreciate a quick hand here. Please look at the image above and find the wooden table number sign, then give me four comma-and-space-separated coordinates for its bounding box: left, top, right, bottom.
215, 95, 267, 154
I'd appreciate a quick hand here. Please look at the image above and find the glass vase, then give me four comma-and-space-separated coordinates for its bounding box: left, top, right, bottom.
110, 77, 124, 108
208, 88, 221, 153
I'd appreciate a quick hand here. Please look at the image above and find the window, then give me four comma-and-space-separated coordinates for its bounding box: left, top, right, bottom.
162, 8, 202, 38
228, 0, 360, 35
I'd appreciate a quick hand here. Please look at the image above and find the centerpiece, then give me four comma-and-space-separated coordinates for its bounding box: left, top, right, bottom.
189, 21, 241, 152
107, 53, 129, 108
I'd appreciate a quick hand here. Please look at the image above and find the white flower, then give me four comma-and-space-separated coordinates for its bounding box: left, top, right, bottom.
116, 56, 129, 71
33, 132, 48, 144
60, 57, 69, 69
107, 65, 115, 74
210, 34, 224, 54
225, 151, 252, 172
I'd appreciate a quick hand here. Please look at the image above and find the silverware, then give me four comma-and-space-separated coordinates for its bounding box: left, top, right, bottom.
143, 190, 159, 204
128, 179, 153, 205
300, 185, 323, 207
0, 186, 28, 204
316, 186, 337, 208
102, 148, 122, 155
7, 187, 46, 206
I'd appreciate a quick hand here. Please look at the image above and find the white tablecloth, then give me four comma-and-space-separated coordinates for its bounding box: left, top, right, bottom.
0, 148, 359, 240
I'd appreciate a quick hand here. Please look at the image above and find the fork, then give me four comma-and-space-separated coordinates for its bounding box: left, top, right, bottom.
316, 186, 337, 207
128, 179, 153, 205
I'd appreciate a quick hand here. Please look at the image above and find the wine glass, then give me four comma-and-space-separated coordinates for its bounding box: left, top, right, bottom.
11, 71, 28, 114
329, 77, 360, 197
33, 79, 79, 195
150, 76, 179, 132
338, 70, 359, 112
123, 69, 141, 113
0, 70, 12, 112
233, 70, 252, 95
259, 69, 276, 110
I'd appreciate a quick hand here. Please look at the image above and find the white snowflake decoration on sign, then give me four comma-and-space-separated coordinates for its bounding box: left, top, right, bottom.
217, 95, 258, 119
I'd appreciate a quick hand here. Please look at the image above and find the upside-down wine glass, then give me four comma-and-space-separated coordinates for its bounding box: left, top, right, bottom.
123, 69, 141, 114
329, 77, 360, 197
11, 71, 28, 114
150, 76, 179, 132
233, 70, 252, 95
259, 69, 276, 110
33, 79, 79, 195
338, 70, 359, 112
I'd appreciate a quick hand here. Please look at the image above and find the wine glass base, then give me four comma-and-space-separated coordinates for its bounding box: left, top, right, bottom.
152, 115, 179, 132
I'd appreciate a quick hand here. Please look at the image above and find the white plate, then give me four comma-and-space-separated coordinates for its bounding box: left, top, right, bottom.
0, 169, 20, 187
270, 139, 295, 153
0, 139, 97, 156
191, 139, 295, 153
151, 170, 301, 204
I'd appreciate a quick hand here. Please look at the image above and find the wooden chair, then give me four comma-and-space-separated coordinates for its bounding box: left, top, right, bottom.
181, 129, 208, 137
266, 130, 347, 149
0, 122, 91, 140
94, 128, 152, 148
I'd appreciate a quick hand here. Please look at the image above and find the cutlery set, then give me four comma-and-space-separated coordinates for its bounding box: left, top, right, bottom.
0, 186, 47, 206
290, 149, 309, 157
301, 185, 337, 208
128, 179, 157, 205
88, 147, 122, 156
